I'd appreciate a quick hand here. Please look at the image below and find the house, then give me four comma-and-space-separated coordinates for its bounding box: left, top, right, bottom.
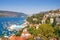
33, 18, 37, 21
56, 18, 60, 24
9, 35, 26, 40
50, 17, 54, 24
21, 28, 32, 39
9, 35, 16, 40
34, 24, 39, 29
41, 16, 47, 24
45, 14, 49, 17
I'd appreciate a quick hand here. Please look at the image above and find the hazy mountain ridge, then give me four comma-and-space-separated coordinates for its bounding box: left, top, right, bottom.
0, 11, 27, 17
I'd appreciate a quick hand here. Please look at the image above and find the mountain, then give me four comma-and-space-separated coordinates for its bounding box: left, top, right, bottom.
0, 11, 27, 17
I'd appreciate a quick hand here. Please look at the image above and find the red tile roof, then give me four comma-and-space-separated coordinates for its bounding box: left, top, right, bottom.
15, 37, 26, 40
9, 35, 26, 40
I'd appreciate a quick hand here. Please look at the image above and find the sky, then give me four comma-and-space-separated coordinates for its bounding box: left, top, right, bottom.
0, 0, 60, 15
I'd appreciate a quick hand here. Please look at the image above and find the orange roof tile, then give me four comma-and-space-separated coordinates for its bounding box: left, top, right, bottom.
15, 37, 26, 40
9, 35, 26, 40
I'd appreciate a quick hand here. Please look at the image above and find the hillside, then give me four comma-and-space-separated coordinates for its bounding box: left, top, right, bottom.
27, 9, 60, 24
0, 11, 27, 17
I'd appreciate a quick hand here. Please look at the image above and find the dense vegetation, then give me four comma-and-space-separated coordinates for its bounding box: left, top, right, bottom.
27, 24, 55, 40
27, 13, 44, 24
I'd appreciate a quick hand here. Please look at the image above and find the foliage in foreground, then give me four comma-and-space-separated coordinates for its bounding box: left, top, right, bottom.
27, 24, 56, 40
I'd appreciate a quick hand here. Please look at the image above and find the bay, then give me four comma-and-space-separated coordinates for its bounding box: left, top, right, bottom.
0, 17, 26, 36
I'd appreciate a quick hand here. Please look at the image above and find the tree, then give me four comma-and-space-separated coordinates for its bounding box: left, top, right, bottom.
54, 26, 60, 40
52, 18, 56, 27
27, 24, 56, 40
46, 20, 50, 24
39, 24, 56, 38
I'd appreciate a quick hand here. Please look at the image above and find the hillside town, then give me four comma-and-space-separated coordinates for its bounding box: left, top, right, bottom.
0, 9, 60, 40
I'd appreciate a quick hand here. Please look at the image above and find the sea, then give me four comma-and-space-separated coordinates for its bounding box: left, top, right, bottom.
0, 17, 26, 36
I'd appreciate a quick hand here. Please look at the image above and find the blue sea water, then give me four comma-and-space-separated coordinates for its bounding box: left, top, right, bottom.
0, 17, 26, 36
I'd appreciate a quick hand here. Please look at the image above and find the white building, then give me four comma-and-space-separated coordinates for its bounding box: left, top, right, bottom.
33, 18, 37, 21
41, 16, 47, 24
50, 17, 54, 24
